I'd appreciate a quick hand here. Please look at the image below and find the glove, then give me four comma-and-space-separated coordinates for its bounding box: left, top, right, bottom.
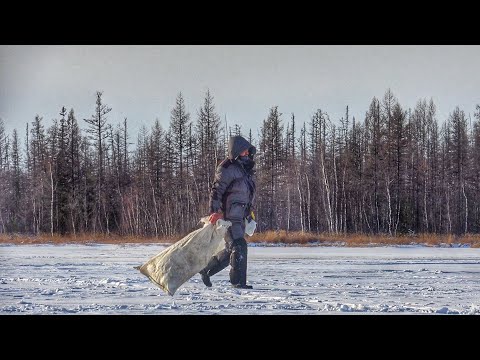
209, 212, 223, 224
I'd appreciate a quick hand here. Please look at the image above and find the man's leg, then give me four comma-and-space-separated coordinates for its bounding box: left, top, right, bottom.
228, 221, 252, 289
199, 230, 234, 287
229, 237, 250, 287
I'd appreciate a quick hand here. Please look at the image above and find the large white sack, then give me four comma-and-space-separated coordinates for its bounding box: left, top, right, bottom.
137, 217, 231, 296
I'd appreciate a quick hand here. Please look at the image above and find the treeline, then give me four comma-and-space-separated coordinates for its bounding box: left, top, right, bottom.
1, 89, 480, 237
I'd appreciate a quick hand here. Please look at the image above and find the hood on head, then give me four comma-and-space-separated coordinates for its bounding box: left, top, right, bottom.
228, 135, 255, 160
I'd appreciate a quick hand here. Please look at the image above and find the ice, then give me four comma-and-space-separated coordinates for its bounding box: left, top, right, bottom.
1, 244, 480, 314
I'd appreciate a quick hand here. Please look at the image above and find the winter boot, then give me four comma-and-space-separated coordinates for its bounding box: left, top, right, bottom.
229, 238, 252, 289
233, 283, 253, 289
199, 255, 229, 287
199, 270, 212, 287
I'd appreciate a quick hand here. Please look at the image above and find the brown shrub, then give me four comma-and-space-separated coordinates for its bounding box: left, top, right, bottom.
3, 231, 480, 247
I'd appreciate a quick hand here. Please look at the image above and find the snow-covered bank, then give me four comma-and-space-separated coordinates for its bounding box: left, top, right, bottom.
1, 244, 479, 314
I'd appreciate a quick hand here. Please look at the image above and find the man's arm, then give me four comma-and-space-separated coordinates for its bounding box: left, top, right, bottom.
209, 163, 234, 214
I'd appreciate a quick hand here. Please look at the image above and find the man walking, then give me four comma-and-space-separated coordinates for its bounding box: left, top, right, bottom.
199, 135, 256, 289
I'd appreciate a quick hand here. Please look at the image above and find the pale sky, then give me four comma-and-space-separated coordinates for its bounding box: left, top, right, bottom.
1, 45, 480, 143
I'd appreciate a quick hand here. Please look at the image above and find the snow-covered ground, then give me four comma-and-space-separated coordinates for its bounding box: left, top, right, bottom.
1, 244, 480, 314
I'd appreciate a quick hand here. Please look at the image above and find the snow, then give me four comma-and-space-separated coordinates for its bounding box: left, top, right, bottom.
1, 244, 480, 314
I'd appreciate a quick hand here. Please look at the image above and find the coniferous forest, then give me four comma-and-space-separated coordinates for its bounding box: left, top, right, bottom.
2, 89, 480, 238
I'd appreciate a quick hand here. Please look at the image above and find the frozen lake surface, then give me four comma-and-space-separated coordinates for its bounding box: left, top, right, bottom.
1, 244, 480, 314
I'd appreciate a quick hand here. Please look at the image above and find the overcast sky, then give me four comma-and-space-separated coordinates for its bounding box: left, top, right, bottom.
1, 45, 480, 143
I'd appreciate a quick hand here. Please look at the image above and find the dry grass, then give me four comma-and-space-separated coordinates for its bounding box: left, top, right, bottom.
0, 233, 176, 245
2, 231, 480, 247
248, 231, 480, 247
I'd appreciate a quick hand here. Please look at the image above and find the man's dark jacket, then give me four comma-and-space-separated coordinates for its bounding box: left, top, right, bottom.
209, 136, 256, 222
